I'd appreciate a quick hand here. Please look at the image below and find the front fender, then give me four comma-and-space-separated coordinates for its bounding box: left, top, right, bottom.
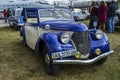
89, 29, 110, 57
35, 32, 75, 55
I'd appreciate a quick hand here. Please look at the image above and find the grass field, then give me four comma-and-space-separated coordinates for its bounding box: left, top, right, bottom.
0, 23, 120, 80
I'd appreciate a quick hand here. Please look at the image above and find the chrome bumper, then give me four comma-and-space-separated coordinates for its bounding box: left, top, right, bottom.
17, 23, 24, 26
53, 50, 114, 65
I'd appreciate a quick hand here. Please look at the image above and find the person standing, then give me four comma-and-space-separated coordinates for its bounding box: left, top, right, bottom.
98, 1, 108, 31
107, 1, 117, 33
7, 8, 11, 18
3, 9, 7, 23
89, 2, 98, 29
6, 8, 11, 23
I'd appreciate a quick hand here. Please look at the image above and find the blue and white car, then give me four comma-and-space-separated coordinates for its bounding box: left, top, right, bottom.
8, 8, 24, 30
20, 8, 114, 76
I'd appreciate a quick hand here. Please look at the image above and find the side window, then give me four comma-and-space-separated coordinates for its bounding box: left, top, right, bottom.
16, 10, 21, 16
26, 10, 37, 24
27, 18, 37, 24
82, 11, 86, 14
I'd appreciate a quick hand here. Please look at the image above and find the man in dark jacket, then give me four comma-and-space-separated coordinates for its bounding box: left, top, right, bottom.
107, 1, 117, 33
89, 2, 98, 29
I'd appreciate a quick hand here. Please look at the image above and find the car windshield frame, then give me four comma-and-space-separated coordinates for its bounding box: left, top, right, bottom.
38, 9, 73, 22
12, 8, 23, 16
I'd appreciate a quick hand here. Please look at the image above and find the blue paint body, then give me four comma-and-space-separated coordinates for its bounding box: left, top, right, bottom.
40, 20, 88, 31
89, 29, 110, 58
21, 8, 111, 60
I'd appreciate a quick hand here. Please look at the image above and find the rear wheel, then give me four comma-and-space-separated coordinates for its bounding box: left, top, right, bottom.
43, 45, 60, 76
95, 57, 107, 65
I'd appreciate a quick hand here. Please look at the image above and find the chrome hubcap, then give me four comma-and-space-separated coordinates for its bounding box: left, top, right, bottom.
45, 54, 50, 64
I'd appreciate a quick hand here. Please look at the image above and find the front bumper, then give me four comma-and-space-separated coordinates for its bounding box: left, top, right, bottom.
53, 50, 114, 65
17, 23, 24, 26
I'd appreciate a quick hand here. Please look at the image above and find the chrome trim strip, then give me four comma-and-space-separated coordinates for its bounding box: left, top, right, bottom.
53, 50, 114, 65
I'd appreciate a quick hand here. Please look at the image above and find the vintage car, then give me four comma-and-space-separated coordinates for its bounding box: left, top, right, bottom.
0, 10, 4, 19
73, 8, 89, 21
20, 8, 114, 76
8, 8, 24, 30
115, 9, 120, 25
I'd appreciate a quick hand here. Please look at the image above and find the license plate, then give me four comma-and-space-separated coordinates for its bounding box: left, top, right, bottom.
52, 49, 76, 59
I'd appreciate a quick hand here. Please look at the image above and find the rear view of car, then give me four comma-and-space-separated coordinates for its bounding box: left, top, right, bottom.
8, 8, 24, 30
0, 10, 4, 19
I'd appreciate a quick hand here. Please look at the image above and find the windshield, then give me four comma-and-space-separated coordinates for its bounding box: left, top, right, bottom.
13, 9, 23, 16
39, 9, 72, 22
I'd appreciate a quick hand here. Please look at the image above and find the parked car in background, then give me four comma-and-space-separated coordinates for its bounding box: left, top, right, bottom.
0, 10, 4, 19
73, 8, 89, 21
20, 8, 113, 76
8, 8, 24, 30
115, 9, 120, 25
82, 8, 90, 17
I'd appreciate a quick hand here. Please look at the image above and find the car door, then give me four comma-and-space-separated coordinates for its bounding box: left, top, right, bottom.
25, 18, 39, 50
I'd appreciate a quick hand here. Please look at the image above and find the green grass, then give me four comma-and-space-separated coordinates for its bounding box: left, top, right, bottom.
0, 25, 120, 80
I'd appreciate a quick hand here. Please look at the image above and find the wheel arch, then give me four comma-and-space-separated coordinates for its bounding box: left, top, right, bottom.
35, 38, 46, 55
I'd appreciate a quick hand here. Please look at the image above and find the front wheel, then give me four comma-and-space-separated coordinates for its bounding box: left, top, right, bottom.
95, 57, 107, 65
43, 45, 60, 76
14, 24, 18, 30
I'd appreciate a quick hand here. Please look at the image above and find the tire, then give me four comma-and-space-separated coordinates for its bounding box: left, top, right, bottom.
95, 57, 107, 65
14, 24, 18, 30
9, 21, 13, 28
43, 45, 60, 76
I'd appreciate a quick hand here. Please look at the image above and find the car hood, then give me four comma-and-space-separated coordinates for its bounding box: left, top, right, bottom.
39, 20, 88, 32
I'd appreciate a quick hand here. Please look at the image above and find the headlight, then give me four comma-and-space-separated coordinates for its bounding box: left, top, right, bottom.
93, 22, 97, 28
60, 33, 70, 44
95, 29, 103, 39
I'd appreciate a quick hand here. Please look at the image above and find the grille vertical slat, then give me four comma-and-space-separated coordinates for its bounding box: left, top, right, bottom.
72, 31, 90, 55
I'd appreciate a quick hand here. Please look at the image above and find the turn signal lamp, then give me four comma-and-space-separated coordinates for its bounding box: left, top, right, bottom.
52, 54, 55, 60
75, 52, 81, 59
95, 48, 101, 55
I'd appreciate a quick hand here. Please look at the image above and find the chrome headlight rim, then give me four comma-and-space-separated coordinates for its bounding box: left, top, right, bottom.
95, 29, 103, 39
60, 33, 71, 44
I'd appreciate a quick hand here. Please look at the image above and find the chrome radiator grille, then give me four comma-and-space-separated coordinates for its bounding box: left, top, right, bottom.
72, 31, 90, 55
